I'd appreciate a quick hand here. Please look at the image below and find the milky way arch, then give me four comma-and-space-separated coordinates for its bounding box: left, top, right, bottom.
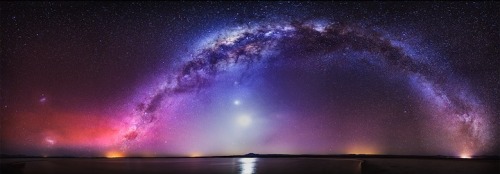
123, 21, 491, 154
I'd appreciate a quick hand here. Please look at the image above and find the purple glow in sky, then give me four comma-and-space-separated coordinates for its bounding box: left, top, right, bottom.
1, 2, 499, 157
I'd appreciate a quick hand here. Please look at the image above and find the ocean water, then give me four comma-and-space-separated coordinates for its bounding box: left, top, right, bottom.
2, 157, 498, 174
1, 158, 362, 174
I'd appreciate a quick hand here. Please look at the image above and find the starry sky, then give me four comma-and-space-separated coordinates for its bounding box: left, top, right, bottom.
1, 2, 499, 157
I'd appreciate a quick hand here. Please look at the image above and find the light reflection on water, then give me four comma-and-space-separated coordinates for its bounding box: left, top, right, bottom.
238, 158, 257, 174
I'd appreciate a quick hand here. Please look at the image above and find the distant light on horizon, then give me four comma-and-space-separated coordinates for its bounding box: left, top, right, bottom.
460, 154, 472, 159
346, 145, 379, 155
105, 151, 124, 158
190, 152, 202, 157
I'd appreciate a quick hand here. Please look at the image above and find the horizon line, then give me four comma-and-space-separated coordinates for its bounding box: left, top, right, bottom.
2, 153, 499, 159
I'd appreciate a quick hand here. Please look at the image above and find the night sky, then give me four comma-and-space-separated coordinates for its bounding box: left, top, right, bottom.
1, 2, 499, 157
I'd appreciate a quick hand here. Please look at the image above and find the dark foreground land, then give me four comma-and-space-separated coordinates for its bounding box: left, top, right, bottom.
1, 156, 499, 174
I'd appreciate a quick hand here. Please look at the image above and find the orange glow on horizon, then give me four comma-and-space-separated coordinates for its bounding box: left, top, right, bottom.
345, 145, 379, 155
105, 151, 125, 158
189, 152, 202, 157
460, 153, 471, 159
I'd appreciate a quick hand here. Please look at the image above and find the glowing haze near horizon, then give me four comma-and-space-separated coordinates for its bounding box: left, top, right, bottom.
2, 2, 499, 157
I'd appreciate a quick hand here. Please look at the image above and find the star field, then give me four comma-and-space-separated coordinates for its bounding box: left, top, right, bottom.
1, 2, 499, 157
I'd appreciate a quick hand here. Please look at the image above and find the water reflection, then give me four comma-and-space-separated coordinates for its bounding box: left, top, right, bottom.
238, 158, 257, 174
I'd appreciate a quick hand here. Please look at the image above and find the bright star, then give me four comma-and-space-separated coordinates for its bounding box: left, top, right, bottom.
234, 100, 241, 105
